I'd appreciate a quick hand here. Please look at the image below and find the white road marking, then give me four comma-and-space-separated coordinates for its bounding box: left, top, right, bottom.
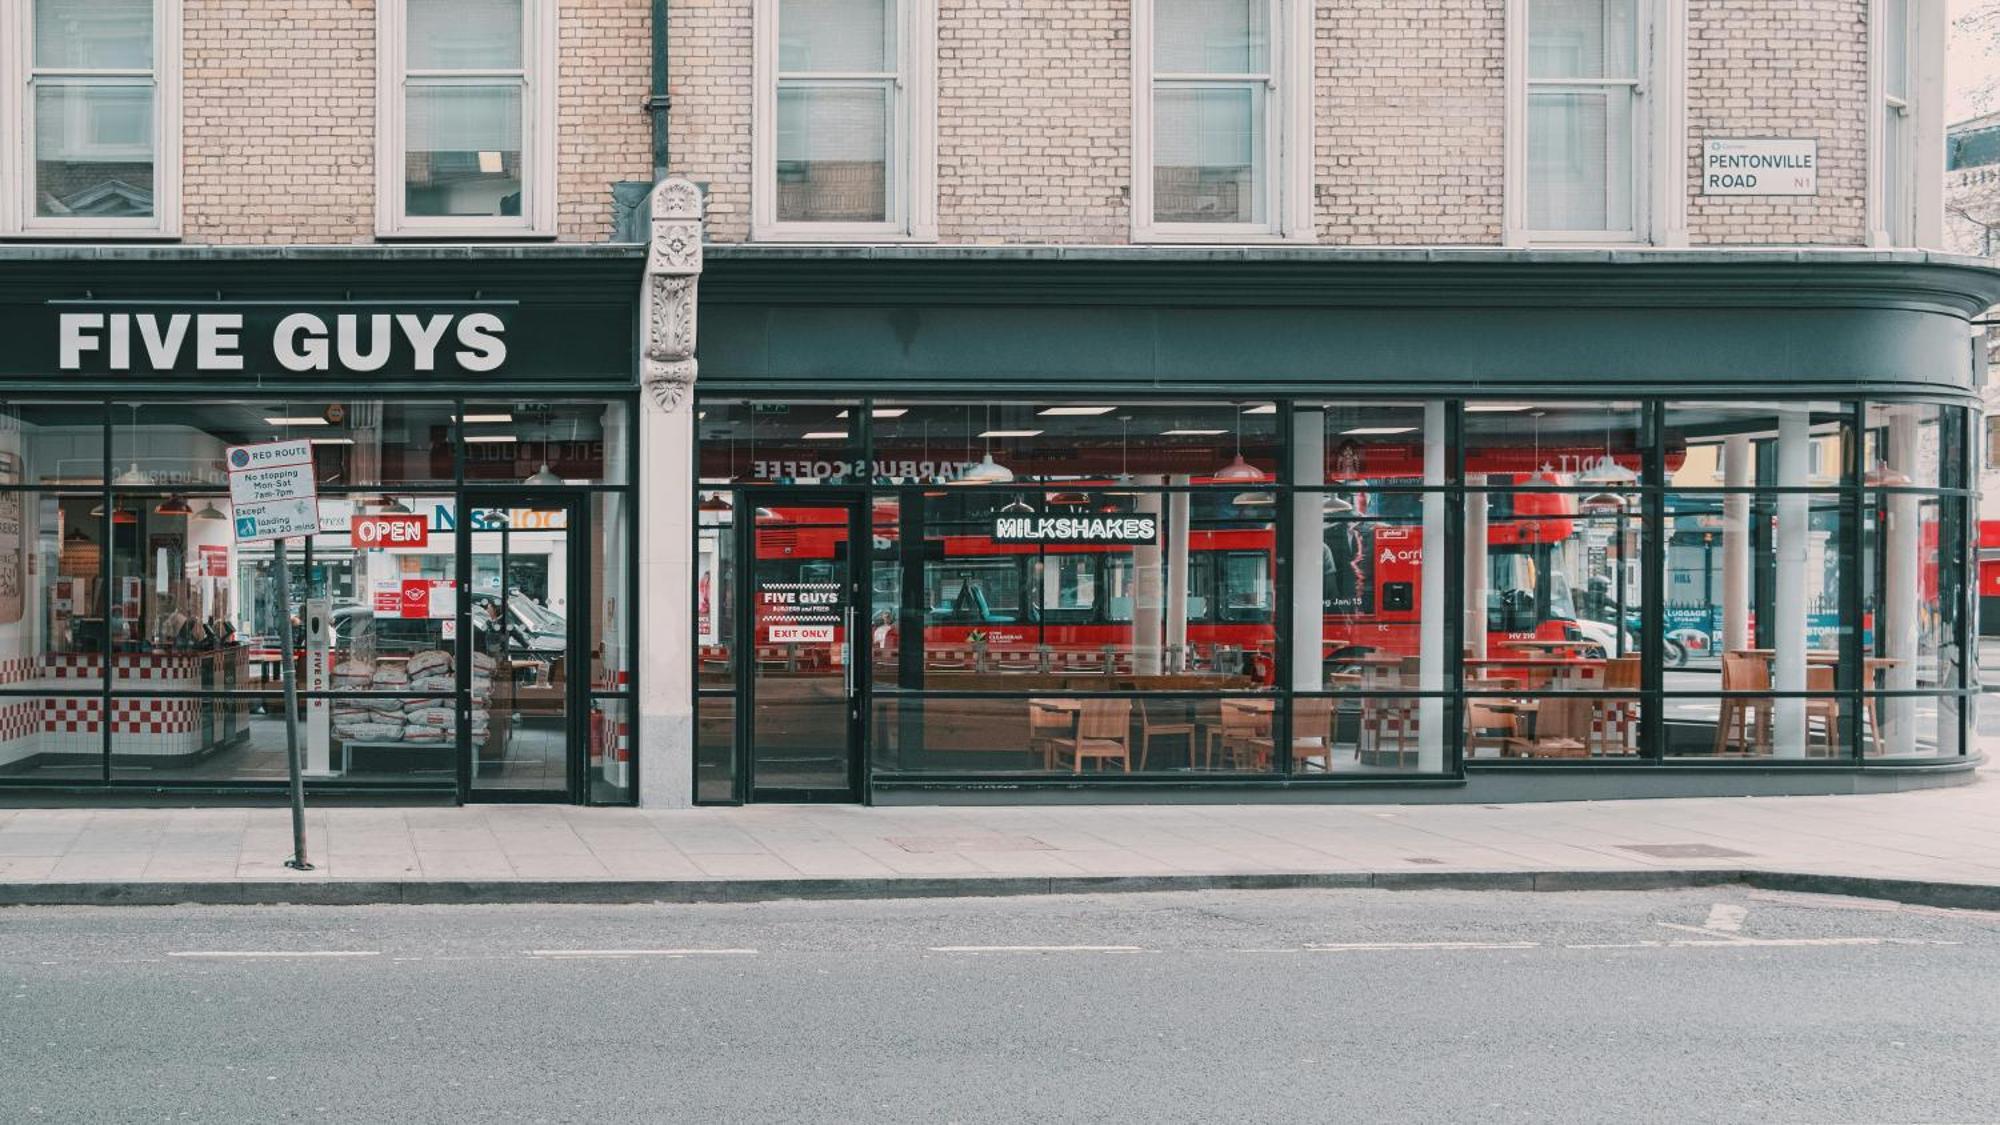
1658, 921, 1742, 938
928, 945, 1148, 953
168, 951, 380, 959
1564, 942, 1666, 949
1703, 903, 1748, 933
1300, 941, 1540, 952
526, 949, 758, 958
1668, 937, 1888, 948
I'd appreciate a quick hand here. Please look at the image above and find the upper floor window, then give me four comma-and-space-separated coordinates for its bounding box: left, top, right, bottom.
377, 0, 557, 238
1133, 0, 1311, 241
752, 0, 936, 241
1517, 0, 1646, 242
1878, 0, 1914, 245
0, 0, 180, 237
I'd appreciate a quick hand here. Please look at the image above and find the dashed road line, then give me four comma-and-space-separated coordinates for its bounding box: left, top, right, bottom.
928, 945, 1149, 953
168, 951, 380, 959
1301, 941, 1540, 952
526, 948, 758, 958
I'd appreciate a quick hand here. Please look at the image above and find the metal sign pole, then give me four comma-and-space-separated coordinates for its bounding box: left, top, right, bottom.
275, 536, 312, 871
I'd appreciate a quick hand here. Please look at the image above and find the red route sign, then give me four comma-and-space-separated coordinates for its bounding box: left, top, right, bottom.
353, 514, 429, 549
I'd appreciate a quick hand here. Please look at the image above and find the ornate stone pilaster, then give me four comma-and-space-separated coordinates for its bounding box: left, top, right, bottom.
641, 177, 703, 413
637, 178, 703, 809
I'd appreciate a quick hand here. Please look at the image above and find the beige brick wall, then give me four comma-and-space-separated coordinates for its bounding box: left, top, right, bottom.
558, 0, 654, 240
1313, 0, 1505, 245
167, 1, 1893, 248
936, 0, 1130, 243
182, 0, 377, 244
181, 0, 648, 245
667, 0, 755, 242
1684, 0, 1870, 245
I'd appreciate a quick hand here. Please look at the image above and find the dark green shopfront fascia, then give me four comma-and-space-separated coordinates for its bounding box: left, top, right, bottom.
690, 246, 2000, 805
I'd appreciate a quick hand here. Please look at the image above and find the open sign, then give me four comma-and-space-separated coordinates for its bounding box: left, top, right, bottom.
352, 514, 429, 549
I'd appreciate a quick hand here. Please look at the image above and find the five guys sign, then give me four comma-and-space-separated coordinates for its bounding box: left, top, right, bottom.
50, 304, 510, 376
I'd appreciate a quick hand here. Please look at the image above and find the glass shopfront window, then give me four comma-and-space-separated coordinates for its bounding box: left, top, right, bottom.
692, 396, 1977, 801
0, 397, 635, 803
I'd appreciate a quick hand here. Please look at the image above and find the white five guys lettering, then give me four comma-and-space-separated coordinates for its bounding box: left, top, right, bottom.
58, 311, 508, 373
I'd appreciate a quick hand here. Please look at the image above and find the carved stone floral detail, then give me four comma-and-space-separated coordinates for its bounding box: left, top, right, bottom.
642, 178, 703, 413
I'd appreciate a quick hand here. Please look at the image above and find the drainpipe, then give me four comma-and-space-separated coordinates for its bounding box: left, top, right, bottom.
649, 0, 671, 182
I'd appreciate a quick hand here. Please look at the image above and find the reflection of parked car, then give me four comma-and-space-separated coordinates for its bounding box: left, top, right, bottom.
472, 591, 566, 656
330, 605, 451, 657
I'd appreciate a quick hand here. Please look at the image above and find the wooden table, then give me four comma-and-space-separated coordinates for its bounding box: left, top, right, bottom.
1737, 651, 1904, 754
1505, 639, 1599, 656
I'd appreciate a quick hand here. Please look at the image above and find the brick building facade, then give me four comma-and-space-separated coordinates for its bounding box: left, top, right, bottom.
0, 0, 1945, 250
0, 2, 1992, 811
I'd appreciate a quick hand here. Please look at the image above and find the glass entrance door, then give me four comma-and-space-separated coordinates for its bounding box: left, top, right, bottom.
747, 498, 862, 801
464, 496, 585, 800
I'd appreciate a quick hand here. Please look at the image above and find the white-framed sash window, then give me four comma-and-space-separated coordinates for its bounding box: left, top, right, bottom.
752, 0, 936, 241
1518, 0, 1647, 242
1132, 0, 1312, 242
0, 0, 181, 238
377, 0, 557, 238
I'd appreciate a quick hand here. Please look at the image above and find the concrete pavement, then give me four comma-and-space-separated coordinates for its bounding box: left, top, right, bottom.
4, 764, 2000, 907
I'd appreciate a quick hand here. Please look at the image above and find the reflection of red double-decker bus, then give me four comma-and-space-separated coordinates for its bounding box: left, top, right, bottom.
745, 479, 1614, 677
1324, 486, 1611, 664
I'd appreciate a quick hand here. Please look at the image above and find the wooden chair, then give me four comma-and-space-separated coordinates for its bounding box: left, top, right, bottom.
1135, 698, 1197, 770
1465, 700, 1520, 759
1209, 701, 1271, 770
1714, 653, 1770, 755
1027, 699, 1075, 770
1045, 698, 1135, 773
1589, 655, 1642, 755
1245, 697, 1335, 772
1805, 664, 1841, 757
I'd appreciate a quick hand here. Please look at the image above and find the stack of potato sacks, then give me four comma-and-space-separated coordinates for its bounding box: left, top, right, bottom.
331, 648, 494, 747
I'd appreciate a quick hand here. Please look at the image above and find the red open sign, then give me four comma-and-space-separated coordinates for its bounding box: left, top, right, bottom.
353, 514, 429, 549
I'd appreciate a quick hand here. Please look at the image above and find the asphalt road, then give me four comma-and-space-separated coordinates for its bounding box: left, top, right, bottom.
3, 888, 1998, 1124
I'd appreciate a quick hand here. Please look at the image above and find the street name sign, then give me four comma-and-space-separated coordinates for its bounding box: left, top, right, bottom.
1702, 138, 1817, 195
226, 439, 319, 542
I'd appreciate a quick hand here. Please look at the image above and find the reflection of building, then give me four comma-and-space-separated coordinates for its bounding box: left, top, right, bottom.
1947, 114, 2000, 632
0, 1, 1993, 809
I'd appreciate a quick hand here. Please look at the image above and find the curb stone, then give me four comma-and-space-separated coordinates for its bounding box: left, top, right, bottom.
0, 869, 1996, 910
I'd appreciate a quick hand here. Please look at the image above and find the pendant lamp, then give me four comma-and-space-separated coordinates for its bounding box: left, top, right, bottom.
1000, 495, 1035, 513
1323, 492, 1355, 515
1214, 405, 1266, 483
957, 452, 1015, 485
524, 463, 563, 486
193, 500, 226, 521
1864, 461, 1912, 487
1526, 410, 1564, 487
154, 495, 193, 517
